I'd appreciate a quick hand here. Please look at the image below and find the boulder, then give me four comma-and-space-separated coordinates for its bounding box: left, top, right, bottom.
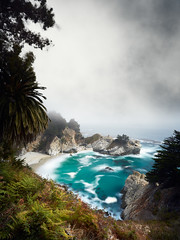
105, 167, 114, 172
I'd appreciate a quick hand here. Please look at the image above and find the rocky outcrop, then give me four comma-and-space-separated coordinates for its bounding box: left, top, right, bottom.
24, 129, 140, 157
47, 128, 78, 155
90, 136, 141, 156
121, 171, 180, 221
92, 136, 113, 152
47, 127, 88, 155
121, 171, 153, 220
48, 136, 61, 156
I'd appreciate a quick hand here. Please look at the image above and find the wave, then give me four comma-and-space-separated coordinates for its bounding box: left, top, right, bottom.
36, 154, 69, 179
65, 172, 77, 178
92, 164, 123, 172
104, 197, 117, 204
135, 168, 148, 173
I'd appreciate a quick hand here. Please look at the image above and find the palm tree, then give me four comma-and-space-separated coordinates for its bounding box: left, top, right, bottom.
0, 45, 48, 149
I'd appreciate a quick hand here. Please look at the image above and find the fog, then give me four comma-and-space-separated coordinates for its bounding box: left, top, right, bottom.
32, 0, 180, 140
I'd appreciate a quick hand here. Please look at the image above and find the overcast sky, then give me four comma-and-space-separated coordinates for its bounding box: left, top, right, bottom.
31, 0, 180, 140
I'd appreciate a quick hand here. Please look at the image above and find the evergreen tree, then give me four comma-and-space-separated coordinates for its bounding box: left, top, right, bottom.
146, 130, 180, 188
0, 0, 55, 50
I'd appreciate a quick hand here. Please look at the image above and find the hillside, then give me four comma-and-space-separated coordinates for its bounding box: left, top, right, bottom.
0, 161, 150, 240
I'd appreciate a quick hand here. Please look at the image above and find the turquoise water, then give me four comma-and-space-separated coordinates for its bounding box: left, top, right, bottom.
37, 141, 160, 219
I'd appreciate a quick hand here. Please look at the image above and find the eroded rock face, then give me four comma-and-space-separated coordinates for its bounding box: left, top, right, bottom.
48, 136, 61, 156
47, 128, 79, 155
62, 127, 77, 146
121, 171, 180, 221
121, 171, 155, 220
91, 137, 141, 156
92, 136, 113, 152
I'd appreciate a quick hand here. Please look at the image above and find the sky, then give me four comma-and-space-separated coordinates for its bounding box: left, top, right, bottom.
31, 0, 180, 140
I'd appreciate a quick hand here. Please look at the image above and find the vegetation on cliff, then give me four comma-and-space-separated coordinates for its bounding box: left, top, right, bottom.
84, 134, 102, 145
146, 130, 180, 188
0, 161, 149, 240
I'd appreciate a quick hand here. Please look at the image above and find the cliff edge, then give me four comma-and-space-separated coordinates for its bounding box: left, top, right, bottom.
121, 171, 180, 221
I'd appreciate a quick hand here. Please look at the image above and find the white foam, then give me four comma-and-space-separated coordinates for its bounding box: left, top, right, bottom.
124, 165, 131, 168
36, 154, 69, 179
104, 197, 117, 204
92, 164, 109, 171
78, 175, 103, 195
65, 172, 77, 178
78, 157, 92, 166
112, 166, 123, 171
92, 164, 122, 172
135, 168, 147, 173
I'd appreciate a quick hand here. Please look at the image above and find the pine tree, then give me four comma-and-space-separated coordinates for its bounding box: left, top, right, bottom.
146, 130, 180, 188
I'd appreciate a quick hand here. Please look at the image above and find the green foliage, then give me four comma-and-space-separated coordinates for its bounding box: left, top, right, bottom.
117, 134, 130, 144
84, 134, 102, 144
0, 45, 48, 147
9, 201, 73, 240
146, 130, 180, 188
0, 163, 155, 240
7, 176, 44, 201
0, 0, 55, 50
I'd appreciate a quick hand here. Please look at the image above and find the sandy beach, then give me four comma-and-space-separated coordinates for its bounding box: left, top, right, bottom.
20, 152, 62, 171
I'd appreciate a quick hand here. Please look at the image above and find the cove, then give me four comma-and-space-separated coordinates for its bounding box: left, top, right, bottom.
37, 141, 160, 220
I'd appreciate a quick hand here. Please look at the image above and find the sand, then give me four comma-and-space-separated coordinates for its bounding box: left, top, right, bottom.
20, 152, 60, 171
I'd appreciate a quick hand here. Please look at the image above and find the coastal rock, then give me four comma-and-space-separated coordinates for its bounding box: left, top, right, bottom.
92, 136, 141, 156
105, 167, 114, 172
121, 171, 180, 221
62, 127, 77, 145
48, 136, 61, 156
92, 136, 113, 152
121, 171, 155, 220
62, 127, 78, 153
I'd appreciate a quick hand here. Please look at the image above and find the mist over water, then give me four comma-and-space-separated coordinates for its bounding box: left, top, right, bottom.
37, 141, 160, 220
81, 124, 172, 141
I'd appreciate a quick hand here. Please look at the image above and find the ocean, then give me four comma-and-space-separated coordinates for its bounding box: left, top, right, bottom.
36, 140, 160, 220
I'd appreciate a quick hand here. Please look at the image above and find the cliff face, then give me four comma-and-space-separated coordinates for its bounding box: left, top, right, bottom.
25, 131, 140, 157
47, 127, 86, 155
121, 171, 180, 221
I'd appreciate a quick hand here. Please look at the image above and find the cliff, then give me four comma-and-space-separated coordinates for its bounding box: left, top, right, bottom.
121, 171, 180, 221
25, 131, 141, 157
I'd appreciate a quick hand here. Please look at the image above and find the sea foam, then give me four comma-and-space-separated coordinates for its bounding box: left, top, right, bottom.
36, 154, 69, 179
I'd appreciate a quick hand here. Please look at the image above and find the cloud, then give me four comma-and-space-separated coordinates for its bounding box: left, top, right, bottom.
32, 0, 180, 139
